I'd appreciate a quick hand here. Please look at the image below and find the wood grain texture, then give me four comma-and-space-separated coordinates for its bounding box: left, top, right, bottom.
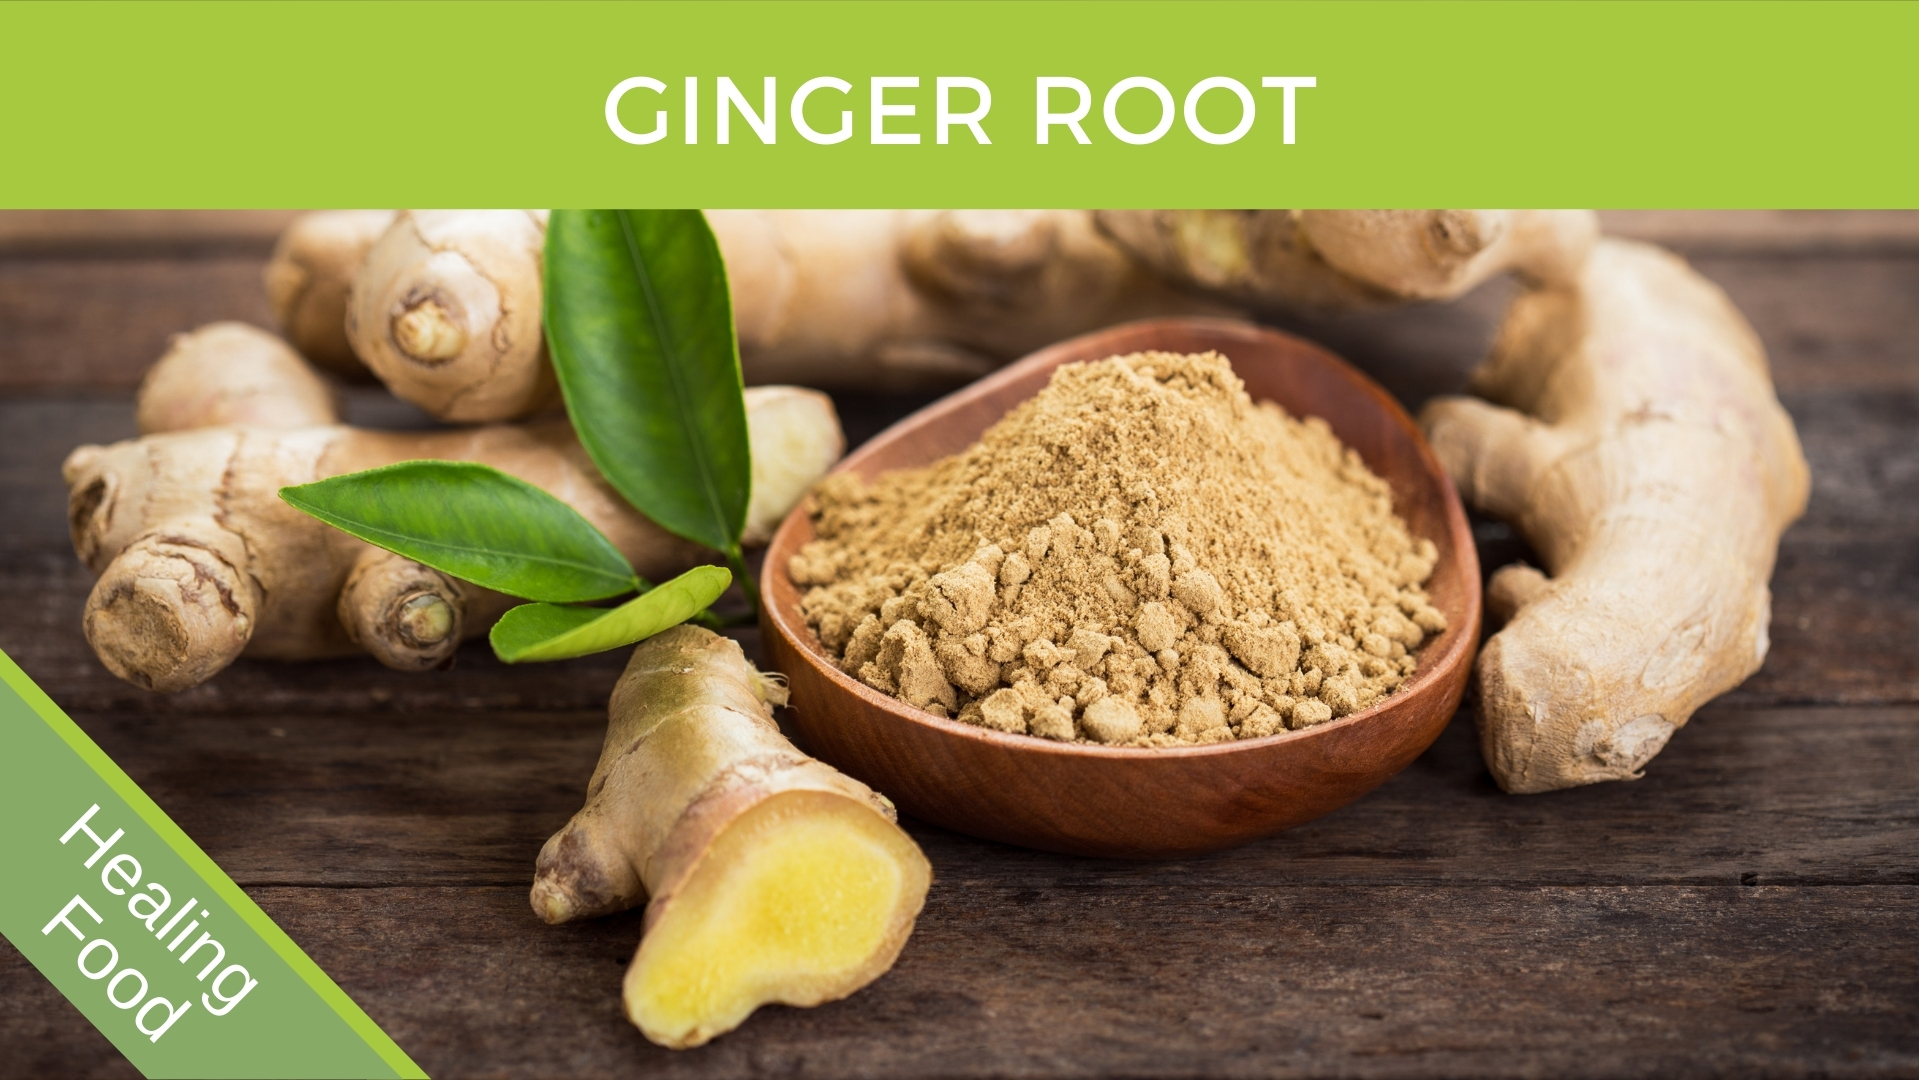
0, 210, 299, 256
3, 213, 1918, 1076
0, 256, 277, 391
0, 968, 138, 1080
8, 879, 1917, 1080
24, 699, 1919, 890
1693, 254, 1919, 394
1602, 210, 1919, 255
6, 700, 1917, 1076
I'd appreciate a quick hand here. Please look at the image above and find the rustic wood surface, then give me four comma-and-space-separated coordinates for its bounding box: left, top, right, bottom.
2, 211, 1916, 1078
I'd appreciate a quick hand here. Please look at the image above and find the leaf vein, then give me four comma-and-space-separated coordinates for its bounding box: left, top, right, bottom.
615, 209, 732, 548
301, 511, 631, 590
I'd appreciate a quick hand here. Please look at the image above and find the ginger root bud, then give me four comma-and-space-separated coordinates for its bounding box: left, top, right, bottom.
532, 626, 929, 1049
389, 296, 467, 362
337, 549, 468, 671
346, 209, 558, 422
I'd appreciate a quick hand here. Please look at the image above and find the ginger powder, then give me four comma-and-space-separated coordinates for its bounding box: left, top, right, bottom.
789, 351, 1446, 746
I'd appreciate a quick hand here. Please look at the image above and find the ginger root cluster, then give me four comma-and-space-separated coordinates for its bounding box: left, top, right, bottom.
66, 319, 842, 693
792, 351, 1445, 746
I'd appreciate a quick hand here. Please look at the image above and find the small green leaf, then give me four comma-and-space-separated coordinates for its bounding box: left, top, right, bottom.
489, 565, 732, 663
543, 209, 751, 555
281, 461, 639, 603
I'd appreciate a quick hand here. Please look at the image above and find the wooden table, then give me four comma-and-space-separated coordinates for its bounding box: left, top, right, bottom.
3, 212, 1915, 1078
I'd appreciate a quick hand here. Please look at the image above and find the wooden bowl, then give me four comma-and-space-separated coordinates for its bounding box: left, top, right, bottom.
762, 318, 1481, 858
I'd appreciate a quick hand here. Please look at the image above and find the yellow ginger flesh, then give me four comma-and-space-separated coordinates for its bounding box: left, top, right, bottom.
626, 790, 920, 1049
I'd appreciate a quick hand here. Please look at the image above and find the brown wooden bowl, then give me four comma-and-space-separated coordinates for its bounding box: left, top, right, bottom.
761, 318, 1481, 858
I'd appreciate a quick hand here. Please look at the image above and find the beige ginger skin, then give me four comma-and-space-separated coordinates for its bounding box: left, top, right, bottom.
263, 209, 395, 381
67, 326, 842, 692
332, 208, 1599, 422
66, 420, 704, 691
340, 209, 1239, 419
346, 209, 559, 422
1097, 208, 1599, 310
1422, 239, 1809, 792
136, 321, 338, 434
532, 625, 930, 1049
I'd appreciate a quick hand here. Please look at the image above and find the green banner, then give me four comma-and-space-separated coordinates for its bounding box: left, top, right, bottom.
0, 650, 424, 1079
0, 0, 1914, 208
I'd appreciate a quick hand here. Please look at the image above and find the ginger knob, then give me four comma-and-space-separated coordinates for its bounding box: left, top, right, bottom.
390, 296, 468, 363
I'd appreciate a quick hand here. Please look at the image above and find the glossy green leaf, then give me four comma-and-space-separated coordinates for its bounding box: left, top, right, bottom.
490, 565, 732, 663
280, 461, 639, 603
543, 209, 751, 555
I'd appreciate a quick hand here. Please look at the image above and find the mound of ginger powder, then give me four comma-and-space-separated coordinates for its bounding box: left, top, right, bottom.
789, 351, 1447, 747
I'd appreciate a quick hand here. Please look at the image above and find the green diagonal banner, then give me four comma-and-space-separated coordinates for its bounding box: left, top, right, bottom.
0, 649, 424, 1079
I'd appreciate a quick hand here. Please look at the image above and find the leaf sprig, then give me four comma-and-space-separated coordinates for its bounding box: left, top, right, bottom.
281, 462, 729, 663
544, 209, 760, 610
279, 209, 759, 664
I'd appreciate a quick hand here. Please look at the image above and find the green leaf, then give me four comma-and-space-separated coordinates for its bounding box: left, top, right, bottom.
280, 461, 640, 603
543, 209, 751, 555
489, 565, 732, 663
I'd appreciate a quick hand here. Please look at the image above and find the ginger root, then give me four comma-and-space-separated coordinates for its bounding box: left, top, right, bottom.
717, 209, 1229, 390
263, 209, 395, 380
531, 625, 929, 1049
136, 321, 337, 434
329, 208, 1228, 420
67, 330, 842, 691
1094, 209, 1598, 313
346, 209, 558, 422
323, 208, 1603, 422
1422, 239, 1809, 792
740, 384, 843, 546
66, 421, 699, 689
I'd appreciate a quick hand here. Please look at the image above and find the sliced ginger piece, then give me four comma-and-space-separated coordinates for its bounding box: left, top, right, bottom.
531, 625, 931, 1049
628, 789, 928, 1048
